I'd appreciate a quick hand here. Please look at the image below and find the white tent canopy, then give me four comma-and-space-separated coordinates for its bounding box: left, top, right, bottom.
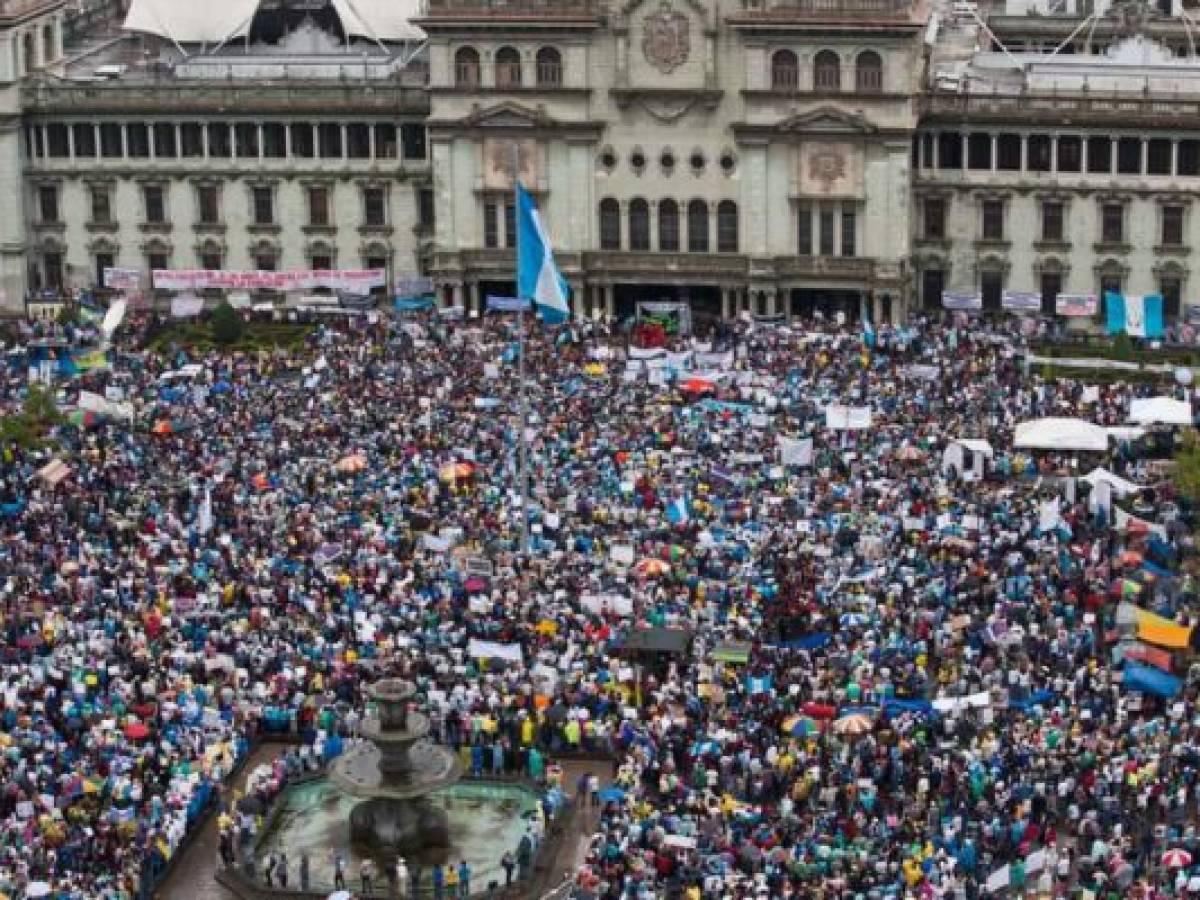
1080, 467, 1142, 498
942, 438, 993, 479
1129, 396, 1193, 426
124, 0, 424, 46
1014, 417, 1108, 452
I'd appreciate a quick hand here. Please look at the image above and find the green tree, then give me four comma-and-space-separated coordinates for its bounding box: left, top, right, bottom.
1112, 332, 1134, 361
210, 301, 245, 345
1173, 428, 1200, 505
0, 384, 63, 450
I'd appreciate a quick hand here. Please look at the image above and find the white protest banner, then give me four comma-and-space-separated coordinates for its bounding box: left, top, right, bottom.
467, 639, 523, 664
825, 405, 872, 430
779, 436, 814, 467
103, 267, 142, 290
154, 268, 385, 292
580, 593, 634, 617
170, 295, 205, 318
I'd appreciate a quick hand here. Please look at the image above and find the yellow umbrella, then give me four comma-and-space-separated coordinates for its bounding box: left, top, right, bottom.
535, 619, 558, 636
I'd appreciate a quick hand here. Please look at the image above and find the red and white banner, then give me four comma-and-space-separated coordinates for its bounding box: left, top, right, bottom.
103, 267, 142, 290
152, 269, 386, 292
1055, 294, 1098, 317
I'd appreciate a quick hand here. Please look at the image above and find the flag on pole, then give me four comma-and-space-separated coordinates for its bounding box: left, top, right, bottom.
516, 183, 570, 324
198, 486, 213, 534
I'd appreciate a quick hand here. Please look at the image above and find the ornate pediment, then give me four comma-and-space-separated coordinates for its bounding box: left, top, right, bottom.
776, 106, 877, 135
460, 102, 557, 130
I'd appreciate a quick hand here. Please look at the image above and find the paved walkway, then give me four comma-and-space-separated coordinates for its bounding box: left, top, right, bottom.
157, 744, 280, 900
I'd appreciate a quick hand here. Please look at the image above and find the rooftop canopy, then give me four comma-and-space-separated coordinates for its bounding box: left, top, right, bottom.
123, 0, 424, 48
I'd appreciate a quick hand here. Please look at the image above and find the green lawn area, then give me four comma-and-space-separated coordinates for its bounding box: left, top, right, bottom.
145, 322, 316, 354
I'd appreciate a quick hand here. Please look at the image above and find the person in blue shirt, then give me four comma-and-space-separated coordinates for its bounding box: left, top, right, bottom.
431, 862, 444, 900
457, 859, 471, 897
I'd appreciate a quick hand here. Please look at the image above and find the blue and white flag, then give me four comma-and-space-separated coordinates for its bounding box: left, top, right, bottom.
666, 495, 691, 526
516, 183, 570, 324
1106, 292, 1164, 338
862, 318, 876, 348
746, 675, 773, 695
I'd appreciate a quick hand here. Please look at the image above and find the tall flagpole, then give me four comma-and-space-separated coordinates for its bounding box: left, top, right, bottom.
513, 142, 530, 556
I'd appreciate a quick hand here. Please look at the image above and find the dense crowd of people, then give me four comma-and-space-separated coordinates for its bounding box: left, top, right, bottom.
0, 307, 1198, 899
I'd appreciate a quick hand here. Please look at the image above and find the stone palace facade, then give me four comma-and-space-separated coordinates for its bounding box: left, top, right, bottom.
1, 0, 1199, 324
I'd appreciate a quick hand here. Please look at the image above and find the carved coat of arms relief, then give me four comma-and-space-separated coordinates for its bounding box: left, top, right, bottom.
642, 2, 690, 74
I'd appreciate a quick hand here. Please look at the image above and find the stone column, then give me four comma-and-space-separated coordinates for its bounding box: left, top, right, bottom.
449, 282, 463, 311
721, 287, 731, 320
467, 281, 480, 319
572, 284, 587, 321
990, 134, 997, 172
603, 284, 615, 320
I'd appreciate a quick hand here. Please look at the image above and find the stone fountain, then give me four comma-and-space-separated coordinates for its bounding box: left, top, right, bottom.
328, 679, 463, 852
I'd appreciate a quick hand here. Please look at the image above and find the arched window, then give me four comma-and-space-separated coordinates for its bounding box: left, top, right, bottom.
495, 46, 522, 89
42, 23, 54, 65
455, 47, 480, 87
22, 32, 35, 74
717, 201, 739, 253
536, 47, 562, 87
855, 50, 882, 93
814, 50, 841, 91
687, 199, 709, 253
771, 49, 798, 91
658, 199, 679, 252
599, 198, 620, 250
629, 199, 650, 251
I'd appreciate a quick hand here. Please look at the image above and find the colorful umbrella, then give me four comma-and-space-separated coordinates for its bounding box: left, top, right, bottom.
635, 558, 671, 577
831, 713, 874, 736
151, 420, 173, 435
681, 377, 716, 394
334, 454, 367, 474
1163, 848, 1192, 868
67, 409, 101, 428
782, 715, 819, 738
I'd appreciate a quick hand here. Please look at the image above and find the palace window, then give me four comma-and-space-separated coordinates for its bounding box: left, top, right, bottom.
981, 199, 1004, 241
923, 197, 946, 240
252, 186, 275, 226
855, 51, 882, 93
658, 199, 679, 251
536, 47, 563, 86
496, 47, 522, 89
143, 185, 166, 224
363, 187, 387, 227
308, 186, 330, 227
771, 49, 798, 90
813, 50, 840, 91
980, 269, 1004, 310
599, 198, 620, 250
798, 202, 812, 255
629, 199, 650, 251
455, 47, 480, 87
1057, 136, 1082, 172
1040, 270, 1062, 316
38, 184, 59, 224
687, 199, 709, 253
840, 204, 856, 257
1041, 201, 1064, 242
1162, 205, 1185, 246
967, 133, 991, 170
73, 124, 96, 157
90, 186, 112, 225
717, 201, 739, 253
1100, 203, 1124, 244
197, 185, 220, 225
1087, 137, 1112, 173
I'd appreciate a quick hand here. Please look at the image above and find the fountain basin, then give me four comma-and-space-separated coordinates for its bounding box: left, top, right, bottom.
255, 777, 541, 892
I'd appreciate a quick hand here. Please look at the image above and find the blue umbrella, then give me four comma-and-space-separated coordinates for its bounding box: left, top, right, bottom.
597, 786, 626, 803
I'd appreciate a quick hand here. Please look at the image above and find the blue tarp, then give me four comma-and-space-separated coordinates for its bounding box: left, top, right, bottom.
1123, 662, 1183, 698
394, 296, 435, 312
770, 633, 832, 651
882, 697, 935, 718
1008, 689, 1056, 712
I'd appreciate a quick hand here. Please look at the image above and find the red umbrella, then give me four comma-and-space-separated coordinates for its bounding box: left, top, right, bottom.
1163, 848, 1193, 868
681, 378, 716, 394
123, 722, 150, 741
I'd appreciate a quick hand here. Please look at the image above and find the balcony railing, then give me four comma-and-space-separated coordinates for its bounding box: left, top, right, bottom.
732, 0, 913, 18
422, 0, 603, 16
